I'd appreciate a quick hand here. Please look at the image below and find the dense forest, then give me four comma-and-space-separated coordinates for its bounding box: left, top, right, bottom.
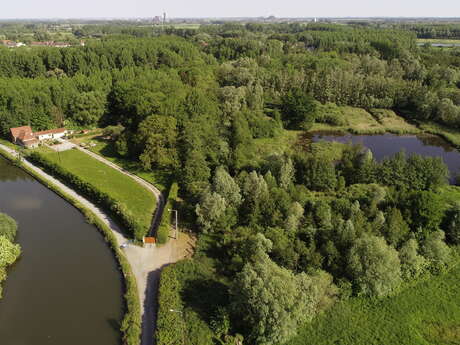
1, 22, 460, 345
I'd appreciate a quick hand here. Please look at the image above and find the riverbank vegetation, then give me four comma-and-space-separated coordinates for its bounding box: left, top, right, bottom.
0, 212, 21, 299
27, 148, 155, 240
1, 21, 460, 344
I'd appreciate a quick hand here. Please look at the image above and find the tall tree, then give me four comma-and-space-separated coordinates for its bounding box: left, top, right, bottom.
347, 234, 402, 297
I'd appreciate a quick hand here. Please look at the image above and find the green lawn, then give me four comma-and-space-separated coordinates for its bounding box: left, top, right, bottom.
253, 130, 302, 158
37, 147, 156, 233
71, 137, 171, 193
417, 38, 460, 45
285, 262, 460, 345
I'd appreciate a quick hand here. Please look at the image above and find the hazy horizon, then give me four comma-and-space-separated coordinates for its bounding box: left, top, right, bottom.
1, 0, 459, 20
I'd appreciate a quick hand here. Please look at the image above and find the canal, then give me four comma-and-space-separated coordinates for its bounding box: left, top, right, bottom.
0, 156, 123, 344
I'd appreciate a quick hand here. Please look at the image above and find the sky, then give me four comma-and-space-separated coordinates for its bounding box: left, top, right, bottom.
1, 0, 460, 19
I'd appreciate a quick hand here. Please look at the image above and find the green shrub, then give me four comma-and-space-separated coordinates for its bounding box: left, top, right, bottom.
0, 212, 17, 242
315, 102, 347, 126
156, 182, 179, 245
155, 265, 185, 345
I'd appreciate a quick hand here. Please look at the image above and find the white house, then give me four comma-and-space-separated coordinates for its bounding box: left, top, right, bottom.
35, 128, 67, 141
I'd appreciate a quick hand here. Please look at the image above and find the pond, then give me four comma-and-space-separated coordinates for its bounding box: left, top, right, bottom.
312, 133, 460, 183
417, 42, 460, 47
0, 156, 123, 344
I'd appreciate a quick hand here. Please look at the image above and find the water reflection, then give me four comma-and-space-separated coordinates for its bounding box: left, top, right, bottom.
312, 133, 460, 183
0, 156, 123, 345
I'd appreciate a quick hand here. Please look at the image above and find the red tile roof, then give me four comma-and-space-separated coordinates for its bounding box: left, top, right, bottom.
35, 128, 66, 136
10, 126, 33, 140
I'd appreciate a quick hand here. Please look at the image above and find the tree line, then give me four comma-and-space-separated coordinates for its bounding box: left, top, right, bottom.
0, 23, 460, 345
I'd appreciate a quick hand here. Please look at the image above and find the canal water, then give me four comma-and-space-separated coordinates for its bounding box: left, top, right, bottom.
312, 133, 460, 183
0, 156, 123, 344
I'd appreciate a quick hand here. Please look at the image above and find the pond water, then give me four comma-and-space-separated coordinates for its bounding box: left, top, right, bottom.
417, 42, 460, 47
312, 133, 460, 183
0, 156, 123, 344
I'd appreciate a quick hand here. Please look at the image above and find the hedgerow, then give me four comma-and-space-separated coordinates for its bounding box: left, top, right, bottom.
27, 151, 147, 240
156, 182, 179, 244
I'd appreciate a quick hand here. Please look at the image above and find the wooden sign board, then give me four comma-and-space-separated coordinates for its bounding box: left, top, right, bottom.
143, 237, 156, 244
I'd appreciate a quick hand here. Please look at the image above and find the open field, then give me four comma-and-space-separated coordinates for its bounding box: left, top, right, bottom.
417, 38, 460, 44
311, 107, 421, 134
70, 136, 171, 193
285, 260, 460, 345
35, 147, 156, 233
252, 129, 302, 158
168, 24, 201, 29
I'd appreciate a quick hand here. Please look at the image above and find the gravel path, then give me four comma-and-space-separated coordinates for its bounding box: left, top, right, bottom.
0, 143, 193, 345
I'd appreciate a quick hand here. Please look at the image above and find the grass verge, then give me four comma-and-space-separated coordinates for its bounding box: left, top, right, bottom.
419, 122, 460, 148
311, 107, 421, 135
0, 147, 141, 345
71, 137, 171, 193
30, 148, 155, 240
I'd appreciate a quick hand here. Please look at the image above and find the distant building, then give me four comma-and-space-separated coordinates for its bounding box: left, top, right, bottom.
35, 128, 67, 141
30, 41, 70, 48
1, 40, 25, 48
10, 126, 40, 148
10, 126, 67, 148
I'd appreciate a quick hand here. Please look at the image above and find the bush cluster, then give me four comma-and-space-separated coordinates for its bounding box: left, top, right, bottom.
155, 264, 184, 345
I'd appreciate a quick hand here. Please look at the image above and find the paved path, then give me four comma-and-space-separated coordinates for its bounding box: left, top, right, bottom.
73, 144, 165, 238
0, 143, 193, 345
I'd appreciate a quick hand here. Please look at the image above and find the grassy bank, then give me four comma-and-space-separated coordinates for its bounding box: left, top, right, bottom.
71, 137, 171, 193
311, 107, 421, 135
0, 147, 141, 345
417, 38, 460, 44
419, 122, 460, 148
32, 147, 156, 239
285, 258, 460, 345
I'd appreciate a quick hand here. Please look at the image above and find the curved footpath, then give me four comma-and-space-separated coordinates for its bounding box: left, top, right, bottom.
0, 143, 193, 345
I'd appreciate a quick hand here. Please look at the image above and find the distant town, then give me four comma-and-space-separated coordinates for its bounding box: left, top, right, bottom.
1, 39, 84, 48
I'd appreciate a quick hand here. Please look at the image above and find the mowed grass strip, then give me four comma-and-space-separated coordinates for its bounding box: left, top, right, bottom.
285, 262, 460, 345
39, 148, 156, 232
71, 137, 170, 193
